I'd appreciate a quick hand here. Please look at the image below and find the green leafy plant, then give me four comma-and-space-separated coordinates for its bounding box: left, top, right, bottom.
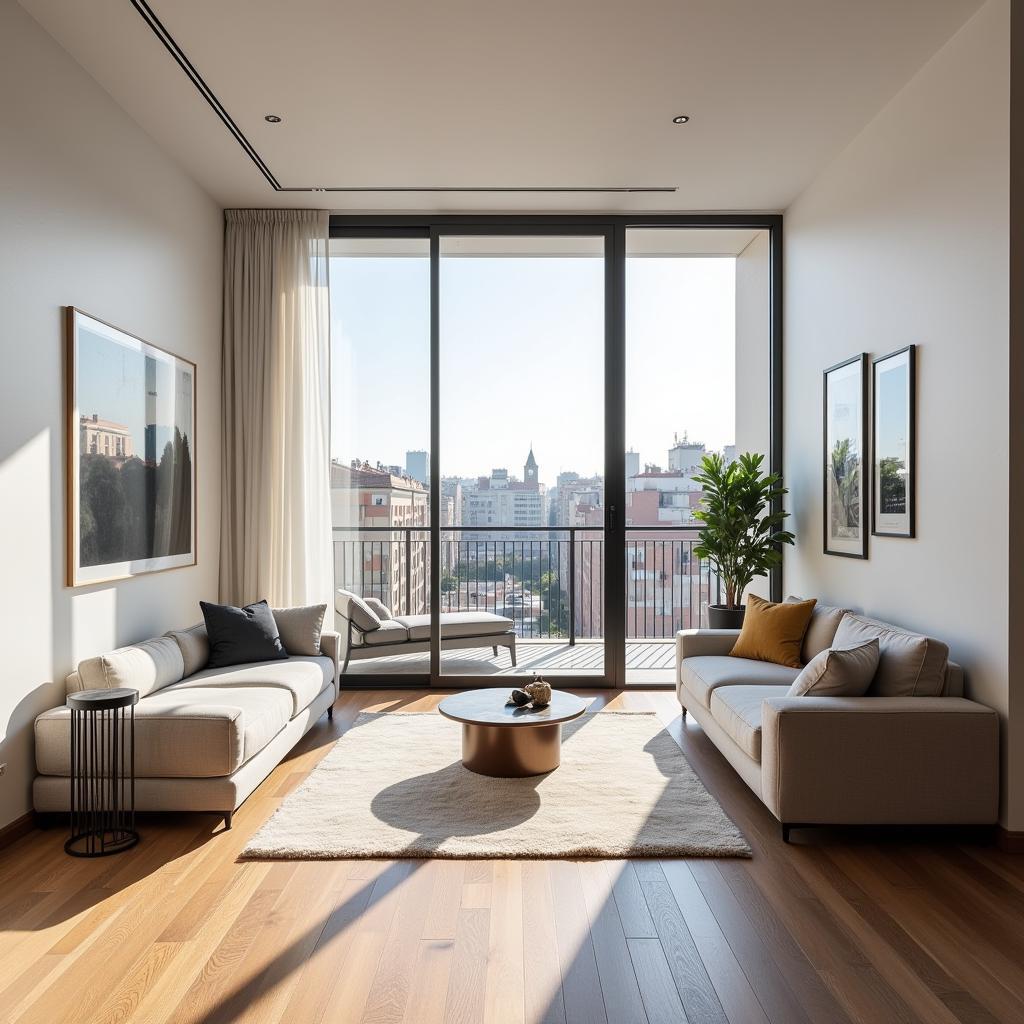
692, 452, 795, 610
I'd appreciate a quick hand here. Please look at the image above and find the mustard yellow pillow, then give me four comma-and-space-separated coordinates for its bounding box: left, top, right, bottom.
729, 595, 817, 669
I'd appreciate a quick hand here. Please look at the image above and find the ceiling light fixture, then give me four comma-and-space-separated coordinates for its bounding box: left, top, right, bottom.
672, 114, 690, 124
264, 114, 282, 123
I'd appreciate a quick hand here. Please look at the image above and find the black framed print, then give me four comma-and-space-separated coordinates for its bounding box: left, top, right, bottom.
872, 344, 916, 538
823, 353, 869, 558
66, 308, 197, 586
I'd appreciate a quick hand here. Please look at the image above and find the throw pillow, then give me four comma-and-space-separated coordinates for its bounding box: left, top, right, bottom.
729, 594, 817, 669
272, 604, 327, 656
335, 589, 383, 632
200, 599, 288, 668
785, 595, 852, 662
363, 597, 392, 621
787, 639, 880, 697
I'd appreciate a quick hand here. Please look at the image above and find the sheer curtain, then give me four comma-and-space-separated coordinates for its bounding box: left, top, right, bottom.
220, 209, 333, 613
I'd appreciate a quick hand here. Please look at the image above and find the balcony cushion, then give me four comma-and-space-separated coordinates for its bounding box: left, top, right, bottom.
354, 620, 409, 646
710, 685, 776, 761
833, 613, 949, 697
165, 656, 333, 717
74, 636, 185, 699
681, 656, 799, 710
36, 686, 293, 778
396, 612, 514, 641
336, 589, 383, 632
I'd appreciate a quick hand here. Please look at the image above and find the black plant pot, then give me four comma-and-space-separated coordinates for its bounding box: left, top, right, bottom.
708, 604, 746, 630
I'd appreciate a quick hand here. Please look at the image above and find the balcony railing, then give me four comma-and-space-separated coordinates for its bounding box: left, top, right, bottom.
332, 525, 720, 642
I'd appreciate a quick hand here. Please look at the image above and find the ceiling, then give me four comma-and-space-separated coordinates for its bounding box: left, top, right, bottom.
21, 0, 982, 213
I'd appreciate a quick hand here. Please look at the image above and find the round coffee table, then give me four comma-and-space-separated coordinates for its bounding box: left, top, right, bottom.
438, 688, 587, 777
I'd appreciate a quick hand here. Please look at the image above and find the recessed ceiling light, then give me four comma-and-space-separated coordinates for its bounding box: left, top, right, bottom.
672, 114, 690, 124
264, 114, 282, 123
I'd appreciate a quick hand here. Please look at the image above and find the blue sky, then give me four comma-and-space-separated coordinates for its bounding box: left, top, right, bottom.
330, 252, 735, 485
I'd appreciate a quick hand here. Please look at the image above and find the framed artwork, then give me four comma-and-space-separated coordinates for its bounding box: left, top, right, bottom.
872, 345, 916, 538
66, 308, 196, 586
823, 353, 868, 558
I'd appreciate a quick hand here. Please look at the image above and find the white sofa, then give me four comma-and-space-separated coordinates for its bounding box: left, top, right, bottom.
33, 617, 339, 828
335, 589, 516, 673
676, 604, 1000, 841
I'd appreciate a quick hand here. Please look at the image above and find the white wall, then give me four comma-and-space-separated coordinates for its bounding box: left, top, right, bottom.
784, 1, 1015, 824
0, 2, 222, 831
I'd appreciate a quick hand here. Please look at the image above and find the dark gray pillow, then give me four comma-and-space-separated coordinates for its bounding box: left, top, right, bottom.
200, 599, 288, 668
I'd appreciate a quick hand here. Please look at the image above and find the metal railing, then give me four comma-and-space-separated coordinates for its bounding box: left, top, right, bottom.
333, 525, 720, 642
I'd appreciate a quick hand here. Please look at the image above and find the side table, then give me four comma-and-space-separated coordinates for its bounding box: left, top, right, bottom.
65, 687, 140, 857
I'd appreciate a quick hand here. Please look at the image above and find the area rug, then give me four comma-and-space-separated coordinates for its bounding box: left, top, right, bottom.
242, 711, 750, 859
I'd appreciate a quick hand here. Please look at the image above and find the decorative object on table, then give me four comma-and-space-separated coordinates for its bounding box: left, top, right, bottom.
872, 345, 916, 538
692, 452, 795, 629
506, 688, 532, 707
823, 353, 869, 558
65, 687, 139, 857
525, 676, 552, 707
65, 308, 196, 587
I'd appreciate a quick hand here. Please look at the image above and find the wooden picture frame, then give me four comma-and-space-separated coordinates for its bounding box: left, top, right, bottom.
823, 353, 869, 559
872, 344, 916, 538
66, 307, 197, 586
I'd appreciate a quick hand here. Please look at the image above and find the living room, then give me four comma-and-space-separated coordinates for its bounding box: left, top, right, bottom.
1, 0, 1022, 1021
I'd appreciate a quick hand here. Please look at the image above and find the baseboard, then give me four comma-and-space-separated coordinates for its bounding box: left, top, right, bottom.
0, 811, 35, 851
998, 827, 1024, 853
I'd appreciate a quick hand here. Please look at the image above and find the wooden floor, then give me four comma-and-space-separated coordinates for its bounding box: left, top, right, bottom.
2, 690, 1022, 1024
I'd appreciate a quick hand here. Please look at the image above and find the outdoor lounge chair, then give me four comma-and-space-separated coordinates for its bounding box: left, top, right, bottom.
335, 588, 517, 673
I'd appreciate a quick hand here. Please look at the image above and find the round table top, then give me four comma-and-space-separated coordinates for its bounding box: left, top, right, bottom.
438, 688, 587, 728
67, 687, 139, 711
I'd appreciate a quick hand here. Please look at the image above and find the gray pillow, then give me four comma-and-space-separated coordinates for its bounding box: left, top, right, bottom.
832, 613, 949, 697
785, 595, 852, 662
363, 597, 392, 621
335, 589, 382, 632
787, 639, 880, 697
272, 604, 327, 656
165, 623, 210, 677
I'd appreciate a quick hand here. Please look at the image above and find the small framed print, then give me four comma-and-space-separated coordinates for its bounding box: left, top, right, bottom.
66, 308, 197, 586
823, 353, 869, 559
872, 345, 916, 538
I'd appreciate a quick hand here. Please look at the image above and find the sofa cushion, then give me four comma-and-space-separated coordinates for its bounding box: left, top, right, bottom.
354, 620, 410, 646
730, 595, 816, 669
336, 589, 383, 632
397, 612, 514, 641
36, 685, 292, 778
201, 600, 288, 669
786, 596, 852, 662
833, 613, 949, 697
710, 685, 777, 761
788, 639, 879, 697
165, 623, 210, 677
75, 636, 185, 699
272, 604, 327, 656
681, 656, 799, 709
168, 655, 333, 716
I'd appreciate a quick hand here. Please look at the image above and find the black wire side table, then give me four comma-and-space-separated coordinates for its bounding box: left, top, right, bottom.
65, 687, 140, 857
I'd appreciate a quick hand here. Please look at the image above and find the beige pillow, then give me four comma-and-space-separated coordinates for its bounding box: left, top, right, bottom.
833, 613, 949, 697
335, 589, 383, 632
788, 639, 880, 697
785, 596, 852, 661
272, 604, 327, 656
77, 636, 185, 699
363, 597, 392, 621
165, 623, 210, 677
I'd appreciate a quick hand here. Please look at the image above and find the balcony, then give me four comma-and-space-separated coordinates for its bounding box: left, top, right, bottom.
333, 525, 721, 683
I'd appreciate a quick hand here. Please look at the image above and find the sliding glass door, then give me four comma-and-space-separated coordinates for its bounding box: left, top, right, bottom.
329, 217, 778, 688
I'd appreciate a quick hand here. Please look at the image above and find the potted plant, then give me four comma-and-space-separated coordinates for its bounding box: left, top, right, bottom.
692, 451, 795, 629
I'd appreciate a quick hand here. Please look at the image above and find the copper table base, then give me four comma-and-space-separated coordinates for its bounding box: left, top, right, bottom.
461, 721, 562, 777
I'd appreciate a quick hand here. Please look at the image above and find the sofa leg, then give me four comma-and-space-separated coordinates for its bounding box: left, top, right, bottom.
327, 706, 334, 721
492, 645, 499, 657
223, 811, 233, 831
781, 823, 791, 844
680, 707, 687, 720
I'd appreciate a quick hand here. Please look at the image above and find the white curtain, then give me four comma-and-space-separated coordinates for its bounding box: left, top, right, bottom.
220, 209, 333, 612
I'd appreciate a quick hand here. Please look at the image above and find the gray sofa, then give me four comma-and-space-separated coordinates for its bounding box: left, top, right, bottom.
33, 615, 339, 828
335, 588, 517, 673
676, 603, 999, 840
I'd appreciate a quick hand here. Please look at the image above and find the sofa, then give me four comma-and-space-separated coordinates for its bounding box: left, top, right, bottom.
33, 615, 339, 828
676, 603, 999, 840
335, 588, 517, 673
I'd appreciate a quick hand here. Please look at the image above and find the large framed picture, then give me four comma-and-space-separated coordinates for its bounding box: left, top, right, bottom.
872, 345, 916, 538
823, 353, 868, 558
66, 308, 196, 586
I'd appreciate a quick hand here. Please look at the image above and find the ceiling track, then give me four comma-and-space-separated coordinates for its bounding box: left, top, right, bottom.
129, 0, 678, 196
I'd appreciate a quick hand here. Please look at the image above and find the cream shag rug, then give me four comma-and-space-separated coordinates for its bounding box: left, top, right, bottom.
243, 711, 750, 859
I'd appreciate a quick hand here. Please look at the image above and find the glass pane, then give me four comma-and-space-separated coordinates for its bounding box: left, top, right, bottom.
329, 236, 431, 680
625, 228, 770, 683
439, 234, 605, 679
